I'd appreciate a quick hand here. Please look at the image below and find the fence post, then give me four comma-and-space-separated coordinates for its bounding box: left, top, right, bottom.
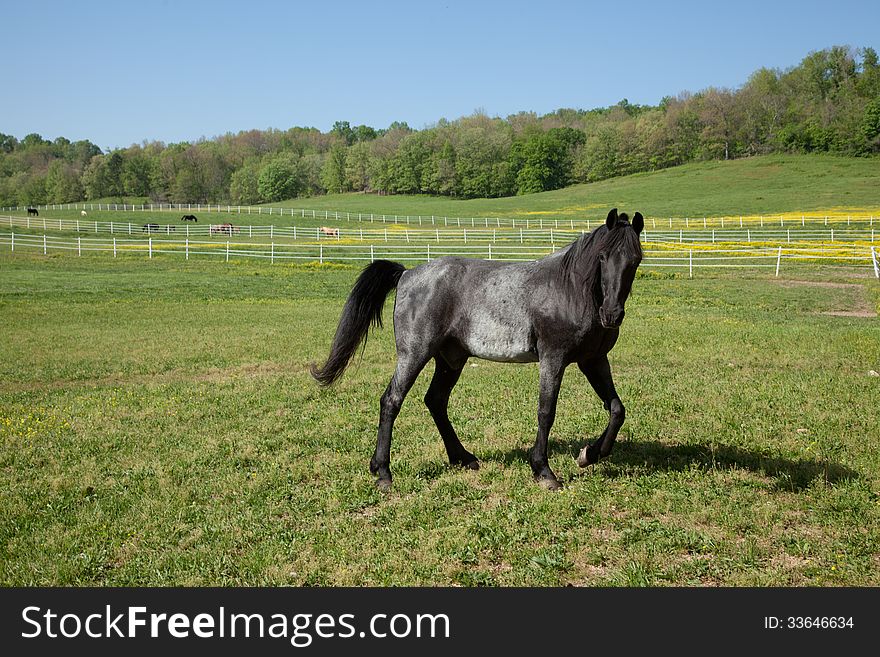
689, 250, 693, 278
113, 238, 117, 258
271, 242, 274, 264
185, 239, 189, 260
10, 232, 13, 252
226, 241, 230, 262
427, 244, 430, 261
872, 247, 879, 279
370, 245, 374, 263
320, 244, 323, 264
149, 238, 152, 259
78, 236, 81, 256
775, 246, 782, 277
488, 244, 492, 260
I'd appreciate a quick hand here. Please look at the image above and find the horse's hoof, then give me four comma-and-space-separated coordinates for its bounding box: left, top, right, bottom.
375, 478, 392, 492
452, 454, 480, 470
576, 446, 596, 468
536, 476, 562, 491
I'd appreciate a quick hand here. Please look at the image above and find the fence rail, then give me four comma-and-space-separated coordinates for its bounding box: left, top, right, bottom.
3, 232, 877, 278
3, 215, 878, 246
4, 204, 878, 230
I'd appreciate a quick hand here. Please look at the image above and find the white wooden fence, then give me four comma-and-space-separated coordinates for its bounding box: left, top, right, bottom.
2, 215, 878, 246
4, 204, 878, 230
3, 232, 877, 278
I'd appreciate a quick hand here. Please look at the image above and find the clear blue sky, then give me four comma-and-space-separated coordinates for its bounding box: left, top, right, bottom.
3, 0, 878, 151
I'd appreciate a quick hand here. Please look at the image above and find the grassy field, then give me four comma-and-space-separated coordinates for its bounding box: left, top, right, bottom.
1, 250, 878, 586
13, 154, 880, 228
273, 154, 880, 220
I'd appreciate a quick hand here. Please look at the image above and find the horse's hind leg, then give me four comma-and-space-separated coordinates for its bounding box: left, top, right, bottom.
424, 356, 479, 470
576, 355, 625, 467
370, 351, 430, 491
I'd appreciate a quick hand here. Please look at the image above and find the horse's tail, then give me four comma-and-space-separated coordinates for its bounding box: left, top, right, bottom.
311, 260, 406, 387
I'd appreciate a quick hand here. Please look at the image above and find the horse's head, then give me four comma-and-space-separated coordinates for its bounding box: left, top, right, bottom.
596, 208, 643, 329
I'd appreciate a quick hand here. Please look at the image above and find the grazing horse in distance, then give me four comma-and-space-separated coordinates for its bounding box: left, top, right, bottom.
319, 226, 340, 237
27, 207, 38, 216
181, 214, 198, 222
81, 210, 87, 216
142, 223, 159, 233
312, 208, 645, 491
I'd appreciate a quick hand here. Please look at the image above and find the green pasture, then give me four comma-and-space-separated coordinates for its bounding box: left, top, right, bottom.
273, 153, 880, 221
1, 251, 878, 586
10, 154, 880, 229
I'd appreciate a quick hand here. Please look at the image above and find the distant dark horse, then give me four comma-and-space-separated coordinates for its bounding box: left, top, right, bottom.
181, 214, 198, 222
142, 223, 159, 233
27, 207, 38, 216
312, 208, 644, 491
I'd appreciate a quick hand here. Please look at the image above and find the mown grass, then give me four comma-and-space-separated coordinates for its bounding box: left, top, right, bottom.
1, 252, 878, 586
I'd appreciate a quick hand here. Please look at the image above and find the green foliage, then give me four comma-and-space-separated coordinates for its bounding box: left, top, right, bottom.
257, 153, 302, 202
511, 127, 584, 194
320, 143, 349, 194
45, 160, 83, 203
229, 159, 261, 205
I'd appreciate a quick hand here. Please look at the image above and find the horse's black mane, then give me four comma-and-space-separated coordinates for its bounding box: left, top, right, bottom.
557, 213, 643, 306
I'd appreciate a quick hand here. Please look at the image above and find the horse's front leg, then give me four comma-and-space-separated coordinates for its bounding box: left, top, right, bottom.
576, 355, 625, 467
528, 356, 566, 490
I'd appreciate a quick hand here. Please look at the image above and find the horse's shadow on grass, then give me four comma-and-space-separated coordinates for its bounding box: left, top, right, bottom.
483, 436, 860, 492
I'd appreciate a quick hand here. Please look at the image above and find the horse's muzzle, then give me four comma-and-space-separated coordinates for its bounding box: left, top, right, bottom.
599, 307, 625, 329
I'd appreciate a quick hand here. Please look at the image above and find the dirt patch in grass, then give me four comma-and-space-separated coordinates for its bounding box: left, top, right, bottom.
774, 279, 877, 317
775, 280, 863, 290
820, 310, 876, 317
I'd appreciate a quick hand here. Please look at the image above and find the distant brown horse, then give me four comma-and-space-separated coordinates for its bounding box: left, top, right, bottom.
210, 223, 238, 236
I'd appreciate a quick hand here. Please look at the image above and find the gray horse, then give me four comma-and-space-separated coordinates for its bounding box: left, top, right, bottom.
312, 208, 644, 490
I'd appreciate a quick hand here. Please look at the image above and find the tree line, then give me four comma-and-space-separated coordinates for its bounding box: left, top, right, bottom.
2, 46, 878, 208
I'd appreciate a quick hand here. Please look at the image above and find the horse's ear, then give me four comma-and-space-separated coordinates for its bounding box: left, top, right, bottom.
605, 208, 618, 229
632, 212, 644, 234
